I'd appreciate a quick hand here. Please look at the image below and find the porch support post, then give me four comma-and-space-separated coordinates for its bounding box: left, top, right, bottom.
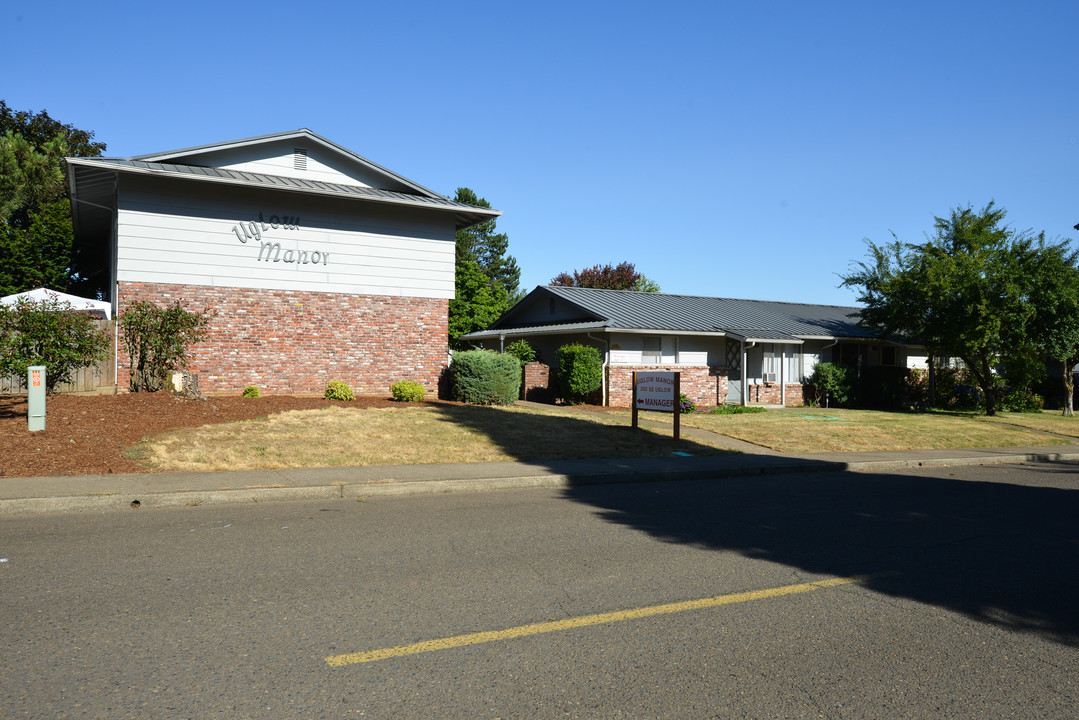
781, 345, 786, 407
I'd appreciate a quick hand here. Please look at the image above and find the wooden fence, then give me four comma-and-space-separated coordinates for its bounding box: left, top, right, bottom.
0, 320, 116, 395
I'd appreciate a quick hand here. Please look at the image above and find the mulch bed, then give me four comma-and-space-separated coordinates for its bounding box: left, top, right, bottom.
1, 392, 412, 478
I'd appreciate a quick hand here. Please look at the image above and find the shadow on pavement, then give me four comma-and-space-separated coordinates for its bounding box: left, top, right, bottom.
560, 463, 1079, 647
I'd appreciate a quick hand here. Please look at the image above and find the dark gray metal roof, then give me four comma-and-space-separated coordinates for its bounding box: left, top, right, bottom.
464, 286, 880, 341
66, 156, 501, 230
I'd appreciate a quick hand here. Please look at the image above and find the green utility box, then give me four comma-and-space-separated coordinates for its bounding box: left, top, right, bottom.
28, 365, 45, 432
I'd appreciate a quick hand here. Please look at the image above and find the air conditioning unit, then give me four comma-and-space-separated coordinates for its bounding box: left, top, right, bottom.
763, 372, 778, 384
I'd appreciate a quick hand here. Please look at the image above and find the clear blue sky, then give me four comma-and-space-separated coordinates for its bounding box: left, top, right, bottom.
4, 1, 1076, 307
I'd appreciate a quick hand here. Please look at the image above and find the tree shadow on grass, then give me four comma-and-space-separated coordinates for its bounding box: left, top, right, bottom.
427, 403, 728, 462
561, 461, 1079, 647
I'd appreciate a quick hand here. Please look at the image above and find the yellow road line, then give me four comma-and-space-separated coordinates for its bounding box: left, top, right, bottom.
325, 575, 866, 667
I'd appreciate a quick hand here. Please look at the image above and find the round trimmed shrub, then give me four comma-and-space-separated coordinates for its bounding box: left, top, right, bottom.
450, 349, 520, 405
391, 380, 426, 403
242, 385, 261, 398
324, 380, 356, 401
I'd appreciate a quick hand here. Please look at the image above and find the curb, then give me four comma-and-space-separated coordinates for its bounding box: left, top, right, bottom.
3, 450, 1078, 516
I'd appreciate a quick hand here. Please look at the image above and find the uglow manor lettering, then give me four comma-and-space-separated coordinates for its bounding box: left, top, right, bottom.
230, 212, 329, 266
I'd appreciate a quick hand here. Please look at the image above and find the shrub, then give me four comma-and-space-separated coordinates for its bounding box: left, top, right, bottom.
996, 385, 1044, 413
807, 362, 853, 407
678, 393, 696, 414
242, 385, 261, 398
505, 339, 537, 366
709, 404, 767, 415
391, 380, 426, 402
119, 300, 210, 392
858, 365, 910, 409
557, 343, 602, 404
0, 296, 111, 394
450, 349, 520, 405
324, 380, 355, 401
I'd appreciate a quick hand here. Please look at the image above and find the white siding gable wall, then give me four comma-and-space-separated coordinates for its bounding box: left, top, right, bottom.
163, 139, 407, 190
115, 178, 455, 299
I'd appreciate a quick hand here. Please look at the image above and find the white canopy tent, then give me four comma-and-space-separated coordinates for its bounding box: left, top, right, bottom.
0, 287, 112, 320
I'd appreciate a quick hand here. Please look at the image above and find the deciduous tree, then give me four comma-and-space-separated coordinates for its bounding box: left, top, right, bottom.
1026, 243, 1079, 415
550, 261, 660, 292
841, 203, 1043, 416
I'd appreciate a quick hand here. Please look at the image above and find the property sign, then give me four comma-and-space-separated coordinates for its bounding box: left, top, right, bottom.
635, 371, 677, 411
631, 371, 681, 441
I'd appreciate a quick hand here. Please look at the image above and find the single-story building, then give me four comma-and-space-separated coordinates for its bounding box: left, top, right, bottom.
66, 129, 499, 395
461, 285, 926, 406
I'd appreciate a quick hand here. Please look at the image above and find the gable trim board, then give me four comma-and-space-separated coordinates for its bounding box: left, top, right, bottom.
461, 286, 920, 407
67, 130, 498, 396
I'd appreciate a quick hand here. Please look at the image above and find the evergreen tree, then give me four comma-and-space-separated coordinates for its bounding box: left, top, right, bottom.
0, 101, 105, 296
449, 188, 519, 348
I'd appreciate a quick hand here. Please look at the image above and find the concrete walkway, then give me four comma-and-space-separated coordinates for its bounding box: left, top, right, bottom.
4, 439, 1078, 515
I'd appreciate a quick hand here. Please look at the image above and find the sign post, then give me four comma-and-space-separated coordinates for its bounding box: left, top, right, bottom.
28, 365, 46, 432
632, 370, 680, 440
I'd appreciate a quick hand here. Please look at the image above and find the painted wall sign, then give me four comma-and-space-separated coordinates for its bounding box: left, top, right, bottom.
230, 212, 329, 266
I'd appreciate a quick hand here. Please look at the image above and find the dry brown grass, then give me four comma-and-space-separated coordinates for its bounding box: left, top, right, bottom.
980, 410, 1079, 439
667, 407, 1072, 453
133, 403, 732, 472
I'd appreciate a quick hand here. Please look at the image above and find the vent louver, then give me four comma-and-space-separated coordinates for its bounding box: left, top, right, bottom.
293, 148, 308, 170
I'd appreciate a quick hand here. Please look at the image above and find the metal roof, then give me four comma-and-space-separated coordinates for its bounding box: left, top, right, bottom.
463, 286, 882, 341
66, 156, 501, 230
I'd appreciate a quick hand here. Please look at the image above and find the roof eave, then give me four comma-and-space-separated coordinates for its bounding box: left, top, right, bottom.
66, 157, 501, 225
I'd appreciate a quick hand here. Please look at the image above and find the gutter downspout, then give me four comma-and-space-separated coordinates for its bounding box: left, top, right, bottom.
587, 332, 610, 406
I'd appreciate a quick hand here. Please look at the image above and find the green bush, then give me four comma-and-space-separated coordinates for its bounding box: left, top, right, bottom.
858, 365, 910, 409
807, 362, 853, 407
0, 296, 111, 394
119, 300, 210, 392
709, 404, 767, 415
324, 380, 355, 401
450, 349, 520, 405
505, 339, 537, 366
241, 385, 261, 398
557, 343, 602, 404
678, 393, 696, 414
391, 380, 426, 402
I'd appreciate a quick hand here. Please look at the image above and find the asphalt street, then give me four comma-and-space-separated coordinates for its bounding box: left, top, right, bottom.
2, 461, 1077, 719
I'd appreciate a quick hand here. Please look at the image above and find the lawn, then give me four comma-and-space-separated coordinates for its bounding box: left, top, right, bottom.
128, 402, 1078, 472
129, 402, 733, 472
664, 407, 1075, 453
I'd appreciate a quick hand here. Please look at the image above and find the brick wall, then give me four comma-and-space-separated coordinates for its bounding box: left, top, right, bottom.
606, 366, 730, 407
522, 361, 552, 401
606, 365, 803, 407
117, 282, 449, 395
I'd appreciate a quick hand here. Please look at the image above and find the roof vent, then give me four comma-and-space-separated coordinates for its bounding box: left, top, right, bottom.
293, 148, 308, 170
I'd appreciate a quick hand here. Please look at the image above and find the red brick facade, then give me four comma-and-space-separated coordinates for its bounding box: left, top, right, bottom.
606, 365, 804, 408
521, 361, 552, 402
117, 282, 449, 396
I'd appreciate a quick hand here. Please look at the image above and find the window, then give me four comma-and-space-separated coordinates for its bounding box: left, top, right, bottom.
642, 337, 661, 364
881, 346, 896, 367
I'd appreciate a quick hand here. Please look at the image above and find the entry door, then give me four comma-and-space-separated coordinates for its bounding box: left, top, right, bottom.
725, 342, 742, 404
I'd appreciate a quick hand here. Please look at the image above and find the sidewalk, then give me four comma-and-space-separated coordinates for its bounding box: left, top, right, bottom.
3, 441, 1078, 516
